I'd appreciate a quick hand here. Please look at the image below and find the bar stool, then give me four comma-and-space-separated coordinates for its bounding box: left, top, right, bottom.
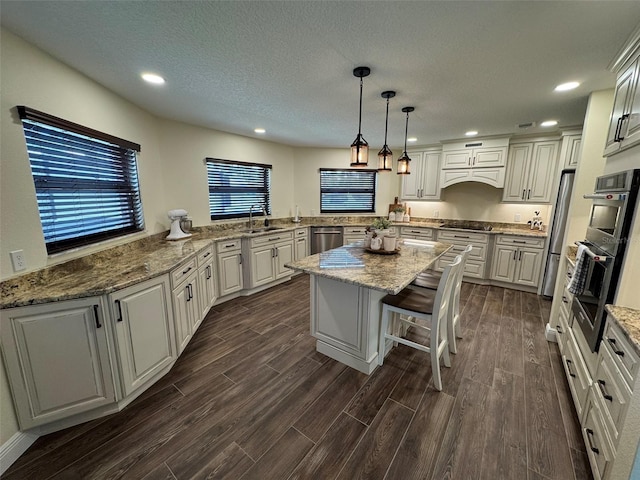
410, 244, 472, 354
378, 255, 462, 391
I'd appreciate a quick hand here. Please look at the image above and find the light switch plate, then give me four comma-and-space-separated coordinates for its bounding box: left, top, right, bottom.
515, 213, 521, 222
10, 250, 26, 272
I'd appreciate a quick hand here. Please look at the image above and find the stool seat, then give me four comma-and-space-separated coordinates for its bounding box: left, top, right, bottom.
381, 288, 435, 314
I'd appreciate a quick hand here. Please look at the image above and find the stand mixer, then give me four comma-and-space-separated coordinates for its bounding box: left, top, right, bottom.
166, 209, 192, 240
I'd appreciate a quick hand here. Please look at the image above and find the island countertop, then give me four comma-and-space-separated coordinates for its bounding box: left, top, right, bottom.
285, 239, 452, 295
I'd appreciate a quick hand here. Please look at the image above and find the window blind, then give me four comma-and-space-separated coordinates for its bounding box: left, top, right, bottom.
320, 169, 376, 213
206, 158, 272, 220
18, 107, 144, 254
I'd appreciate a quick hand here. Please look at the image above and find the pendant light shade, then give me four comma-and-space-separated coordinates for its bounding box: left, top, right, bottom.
350, 66, 371, 167
397, 106, 414, 175
378, 91, 395, 171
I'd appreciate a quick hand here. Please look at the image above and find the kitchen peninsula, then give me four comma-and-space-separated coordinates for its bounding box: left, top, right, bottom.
285, 240, 452, 374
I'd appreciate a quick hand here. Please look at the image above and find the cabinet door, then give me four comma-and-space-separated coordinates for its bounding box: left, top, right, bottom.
275, 242, 294, 279
250, 246, 276, 287
490, 245, 517, 282
172, 281, 192, 354
0, 298, 115, 429
197, 261, 217, 324
473, 147, 506, 167
514, 248, 543, 287
442, 150, 470, 169
218, 251, 243, 296
400, 152, 423, 199
420, 152, 441, 199
502, 144, 531, 202
295, 236, 308, 260
563, 136, 582, 168
527, 141, 558, 203
111, 276, 176, 397
622, 59, 640, 150
604, 63, 635, 155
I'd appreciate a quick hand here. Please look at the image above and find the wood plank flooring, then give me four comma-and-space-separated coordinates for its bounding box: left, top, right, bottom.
3, 275, 593, 480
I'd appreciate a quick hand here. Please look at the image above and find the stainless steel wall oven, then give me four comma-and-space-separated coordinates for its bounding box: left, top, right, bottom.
573, 169, 640, 352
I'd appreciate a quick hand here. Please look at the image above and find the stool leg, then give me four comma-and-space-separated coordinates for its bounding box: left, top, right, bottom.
378, 304, 389, 366
448, 313, 457, 355
431, 341, 442, 391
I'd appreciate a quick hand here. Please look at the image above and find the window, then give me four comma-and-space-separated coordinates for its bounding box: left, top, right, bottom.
206, 158, 272, 220
320, 168, 376, 213
17, 106, 144, 254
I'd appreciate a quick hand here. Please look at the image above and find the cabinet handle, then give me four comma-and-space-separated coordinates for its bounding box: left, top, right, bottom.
297, 238, 304, 243
186, 284, 193, 301
453, 235, 470, 239
614, 116, 624, 142
93, 305, 102, 329
567, 271, 573, 279
562, 296, 568, 304
565, 359, 576, 378
271, 248, 275, 258
203, 252, 211, 258
268, 237, 281, 242
522, 189, 526, 200
607, 337, 624, 357
597, 379, 613, 402
468, 157, 471, 166
618, 113, 630, 141
513, 250, 517, 261
182, 266, 192, 275
275, 248, 279, 257
224, 243, 236, 248
557, 326, 563, 334
586, 428, 599, 455
206, 265, 212, 279
527, 189, 531, 200
519, 250, 523, 261
472, 156, 476, 166
238, 254, 243, 265
512, 240, 526, 244
115, 300, 122, 322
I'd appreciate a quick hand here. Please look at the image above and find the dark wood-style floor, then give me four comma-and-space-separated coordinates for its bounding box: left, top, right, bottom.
3, 274, 593, 480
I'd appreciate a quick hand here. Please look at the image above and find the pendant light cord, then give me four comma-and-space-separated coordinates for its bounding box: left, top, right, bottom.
403, 110, 409, 153
358, 77, 363, 136
384, 97, 389, 145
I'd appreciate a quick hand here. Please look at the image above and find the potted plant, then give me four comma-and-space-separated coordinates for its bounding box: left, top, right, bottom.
389, 205, 405, 222
371, 217, 393, 237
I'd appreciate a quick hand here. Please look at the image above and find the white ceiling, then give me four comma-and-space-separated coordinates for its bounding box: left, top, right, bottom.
2, 1, 640, 149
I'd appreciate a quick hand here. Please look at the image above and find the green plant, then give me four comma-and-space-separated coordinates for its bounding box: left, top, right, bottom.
392, 206, 405, 213
371, 217, 392, 230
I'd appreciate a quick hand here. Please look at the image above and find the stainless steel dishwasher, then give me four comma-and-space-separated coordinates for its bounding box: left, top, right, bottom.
310, 226, 344, 254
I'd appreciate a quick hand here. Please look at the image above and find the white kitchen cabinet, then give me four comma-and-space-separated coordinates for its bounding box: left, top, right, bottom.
489, 235, 545, 288
110, 275, 176, 397
442, 145, 507, 169
343, 226, 368, 245
440, 137, 509, 189
243, 230, 294, 289
560, 132, 582, 168
294, 227, 309, 261
604, 56, 640, 156
171, 259, 200, 354
435, 229, 489, 279
399, 226, 434, 241
0, 297, 115, 429
216, 239, 244, 297
502, 140, 559, 203
197, 246, 217, 324
400, 149, 441, 200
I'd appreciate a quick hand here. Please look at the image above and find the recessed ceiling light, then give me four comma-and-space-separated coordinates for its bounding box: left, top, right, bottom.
141, 73, 165, 85
254, 128, 266, 134
465, 130, 478, 136
540, 120, 558, 127
407, 137, 417, 142
554, 81, 580, 92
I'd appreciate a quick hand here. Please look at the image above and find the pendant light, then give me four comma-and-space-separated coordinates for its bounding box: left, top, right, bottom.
397, 106, 414, 175
378, 91, 395, 171
350, 66, 371, 167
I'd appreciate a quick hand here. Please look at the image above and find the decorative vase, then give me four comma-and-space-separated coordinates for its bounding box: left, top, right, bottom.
371, 236, 382, 250
388, 212, 396, 221
403, 213, 410, 222
383, 236, 396, 251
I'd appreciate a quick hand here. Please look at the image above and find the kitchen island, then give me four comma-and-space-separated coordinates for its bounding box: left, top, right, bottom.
285, 240, 452, 374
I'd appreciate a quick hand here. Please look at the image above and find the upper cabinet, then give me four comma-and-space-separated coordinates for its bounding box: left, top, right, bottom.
559, 131, 582, 169
400, 149, 442, 201
604, 48, 640, 156
502, 139, 559, 203
440, 137, 509, 188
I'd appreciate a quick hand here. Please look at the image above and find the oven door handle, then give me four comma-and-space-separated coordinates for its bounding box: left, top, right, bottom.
583, 193, 626, 201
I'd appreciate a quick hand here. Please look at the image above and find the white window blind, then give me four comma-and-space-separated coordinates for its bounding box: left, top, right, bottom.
320, 169, 376, 213
206, 158, 272, 220
18, 106, 144, 254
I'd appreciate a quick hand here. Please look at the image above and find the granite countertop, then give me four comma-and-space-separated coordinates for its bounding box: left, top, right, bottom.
566, 245, 578, 266
605, 305, 640, 356
285, 240, 452, 295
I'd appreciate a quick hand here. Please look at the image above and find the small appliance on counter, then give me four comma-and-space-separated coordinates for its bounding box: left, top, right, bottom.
166, 209, 192, 240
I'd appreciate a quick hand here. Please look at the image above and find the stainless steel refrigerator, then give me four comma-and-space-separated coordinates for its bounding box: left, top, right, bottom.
542, 169, 576, 297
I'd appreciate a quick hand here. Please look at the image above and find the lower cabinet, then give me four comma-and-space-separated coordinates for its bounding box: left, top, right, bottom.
343, 226, 368, 245
489, 235, 544, 288
171, 261, 200, 355
243, 231, 294, 289
109, 275, 176, 397
294, 227, 309, 261
0, 297, 115, 429
435, 230, 489, 279
217, 239, 243, 296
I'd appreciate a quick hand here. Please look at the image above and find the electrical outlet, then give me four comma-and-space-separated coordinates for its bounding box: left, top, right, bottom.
434, 210, 439, 218
10, 250, 26, 272
515, 213, 521, 222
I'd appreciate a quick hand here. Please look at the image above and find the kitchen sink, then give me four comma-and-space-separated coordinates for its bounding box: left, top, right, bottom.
242, 226, 283, 234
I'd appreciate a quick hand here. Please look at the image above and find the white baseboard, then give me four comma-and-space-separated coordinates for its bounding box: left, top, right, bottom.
0, 430, 39, 475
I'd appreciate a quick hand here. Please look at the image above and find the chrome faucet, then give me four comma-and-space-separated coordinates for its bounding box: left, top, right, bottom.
249, 204, 256, 229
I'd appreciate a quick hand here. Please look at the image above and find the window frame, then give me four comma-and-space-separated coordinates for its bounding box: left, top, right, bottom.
319, 168, 377, 214
17, 106, 144, 255
206, 158, 272, 221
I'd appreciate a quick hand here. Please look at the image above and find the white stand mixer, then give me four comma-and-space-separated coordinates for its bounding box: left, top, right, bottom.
166, 209, 192, 240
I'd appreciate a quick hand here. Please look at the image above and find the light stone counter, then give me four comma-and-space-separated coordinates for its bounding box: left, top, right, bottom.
605, 304, 640, 357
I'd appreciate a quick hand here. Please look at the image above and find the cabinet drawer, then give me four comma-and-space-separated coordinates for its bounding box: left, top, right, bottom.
602, 319, 639, 386
250, 230, 293, 247
437, 229, 489, 244
563, 329, 592, 418
559, 291, 572, 324
400, 227, 434, 239
593, 346, 632, 444
435, 254, 485, 278
295, 228, 308, 237
344, 226, 368, 235
171, 258, 197, 287
196, 245, 214, 267
496, 235, 545, 248
216, 239, 241, 253
582, 397, 614, 480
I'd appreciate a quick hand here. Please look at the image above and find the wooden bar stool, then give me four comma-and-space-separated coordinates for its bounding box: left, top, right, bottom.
378, 255, 462, 391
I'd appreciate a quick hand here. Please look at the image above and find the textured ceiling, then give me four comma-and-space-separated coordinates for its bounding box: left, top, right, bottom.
2, 1, 640, 149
